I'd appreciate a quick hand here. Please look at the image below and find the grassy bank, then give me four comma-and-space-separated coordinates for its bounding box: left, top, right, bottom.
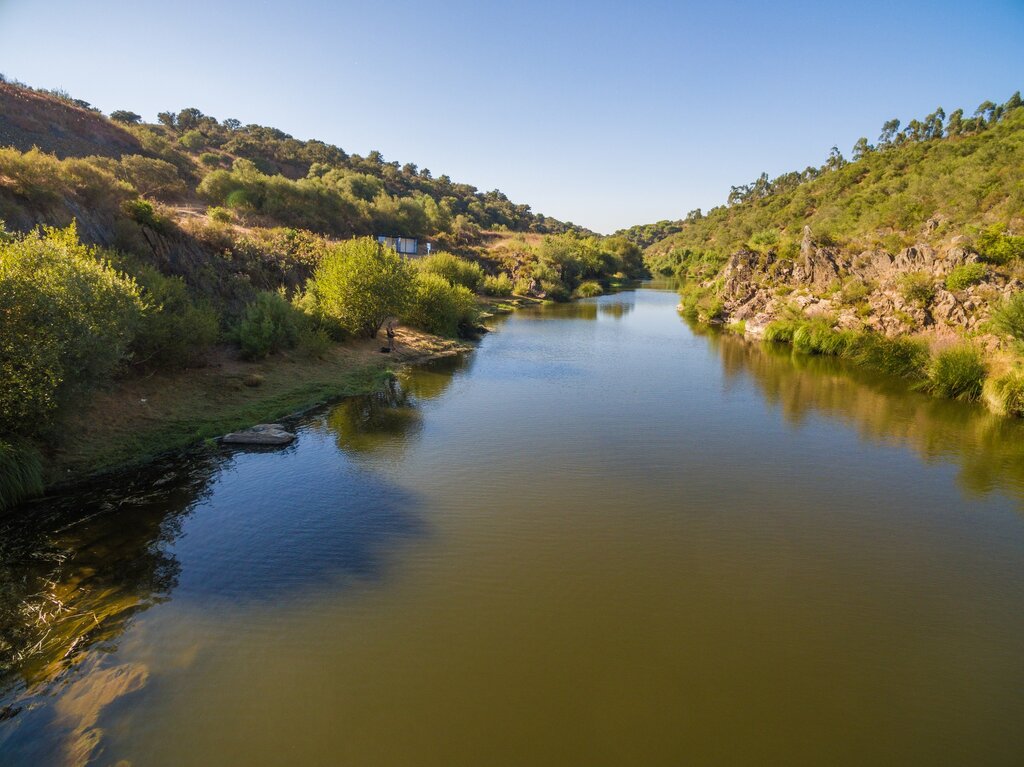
44, 327, 468, 487
739, 315, 1024, 417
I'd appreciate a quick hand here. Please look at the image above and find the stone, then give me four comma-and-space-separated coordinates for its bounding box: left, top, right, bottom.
221, 423, 295, 445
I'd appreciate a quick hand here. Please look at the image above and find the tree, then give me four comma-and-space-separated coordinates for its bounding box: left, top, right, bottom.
110, 110, 142, 125
878, 118, 900, 145
309, 238, 414, 338
851, 137, 872, 161
222, 117, 241, 131
156, 111, 177, 129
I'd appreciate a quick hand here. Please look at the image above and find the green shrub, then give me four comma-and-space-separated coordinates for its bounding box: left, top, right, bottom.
845, 333, 929, 380
763, 319, 799, 343
0, 223, 145, 436
945, 262, 987, 291
236, 291, 301, 359
199, 152, 223, 167
982, 369, 1024, 417
839, 278, 873, 306
121, 198, 172, 233
207, 206, 233, 223
926, 345, 986, 401
792, 319, 850, 356
513, 277, 533, 295
992, 292, 1024, 347
308, 238, 414, 338
0, 440, 43, 511
482, 272, 514, 297
574, 280, 603, 298
179, 130, 206, 150
976, 224, 1024, 265
297, 327, 332, 359
748, 229, 780, 251
403, 272, 478, 337
131, 267, 220, 368
416, 251, 484, 291
898, 272, 935, 304
541, 280, 571, 302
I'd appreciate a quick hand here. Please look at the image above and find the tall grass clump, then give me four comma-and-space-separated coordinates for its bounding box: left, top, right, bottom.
925, 345, 986, 401
416, 251, 484, 292
763, 320, 799, 343
403, 272, 479, 338
845, 333, 930, 381
991, 292, 1024, 348
574, 280, 603, 298
898, 272, 935, 305
791, 319, 850, 356
982, 369, 1024, 417
0, 441, 44, 512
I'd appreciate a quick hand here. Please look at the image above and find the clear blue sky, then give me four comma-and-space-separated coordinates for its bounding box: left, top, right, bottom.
1, 0, 1022, 232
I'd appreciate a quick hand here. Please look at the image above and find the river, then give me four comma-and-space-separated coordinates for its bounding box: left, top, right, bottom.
3, 284, 1024, 765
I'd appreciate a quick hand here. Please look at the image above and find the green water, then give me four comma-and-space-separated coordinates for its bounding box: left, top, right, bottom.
3, 285, 1024, 765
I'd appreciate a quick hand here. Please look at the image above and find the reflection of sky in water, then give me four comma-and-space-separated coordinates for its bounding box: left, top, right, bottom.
2, 287, 1024, 766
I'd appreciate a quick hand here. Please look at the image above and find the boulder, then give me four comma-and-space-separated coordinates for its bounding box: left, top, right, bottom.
221, 423, 295, 446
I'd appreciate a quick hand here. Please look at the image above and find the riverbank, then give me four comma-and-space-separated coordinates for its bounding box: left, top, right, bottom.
44, 325, 471, 487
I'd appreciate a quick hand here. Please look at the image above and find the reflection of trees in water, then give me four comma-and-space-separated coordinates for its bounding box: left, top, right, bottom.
0, 453, 219, 702
397, 353, 471, 401
323, 376, 423, 456
707, 332, 1024, 499
599, 301, 635, 320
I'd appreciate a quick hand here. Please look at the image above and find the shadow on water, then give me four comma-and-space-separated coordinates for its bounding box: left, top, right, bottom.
0, 360, 477, 719
0, 452, 220, 703
696, 325, 1024, 501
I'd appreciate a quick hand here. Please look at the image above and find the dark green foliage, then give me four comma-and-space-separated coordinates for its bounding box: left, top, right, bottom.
109, 110, 141, 124
416, 252, 484, 291
236, 291, 301, 360
926, 346, 986, 401
131, 267, 220, 368
403, 272, 478, 337
992, 292, 1024, 347
945, 262, 987, 291
0, 440, 43, 512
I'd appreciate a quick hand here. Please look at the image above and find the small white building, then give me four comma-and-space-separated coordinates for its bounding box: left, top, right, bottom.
376, 236, 419, 256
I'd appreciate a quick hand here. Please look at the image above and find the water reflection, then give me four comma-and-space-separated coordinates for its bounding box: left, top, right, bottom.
0, 454, 218, 701
703, 330, 1024, 501
599, 301, 634, 320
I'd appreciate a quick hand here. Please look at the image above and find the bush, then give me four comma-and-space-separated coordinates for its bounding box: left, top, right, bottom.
898, 272, 935, 304
845, 333, 929, 380
926, 345, 986, 401
416, 251, 484, 291
0, 440, 43, 512
482, 272, 513, 297
574, 280, 603, 298
0, 223, 145, 436
945, 262, 987, 291
541, 279, 571, 302
748, 229, 780, 251
992, 291, 1024, 347
131, 268, 219, 368
839, 278, 873, 306
308, 238, 414, 338
199, 152, 223, 167
236, 291, 301, 359
983, 369, 1024, 417
208, 206, 233, 223
403, 272, 478, 337
976, 224, 1024, 265
179, 130, 206, 151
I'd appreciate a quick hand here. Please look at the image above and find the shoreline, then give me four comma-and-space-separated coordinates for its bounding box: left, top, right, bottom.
39, 326, 473, 494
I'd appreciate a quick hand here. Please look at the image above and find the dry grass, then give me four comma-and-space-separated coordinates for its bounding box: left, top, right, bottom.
48, 327, 469, 482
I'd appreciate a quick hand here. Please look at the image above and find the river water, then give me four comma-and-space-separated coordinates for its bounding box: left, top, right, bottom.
3, 285, 1024, 765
